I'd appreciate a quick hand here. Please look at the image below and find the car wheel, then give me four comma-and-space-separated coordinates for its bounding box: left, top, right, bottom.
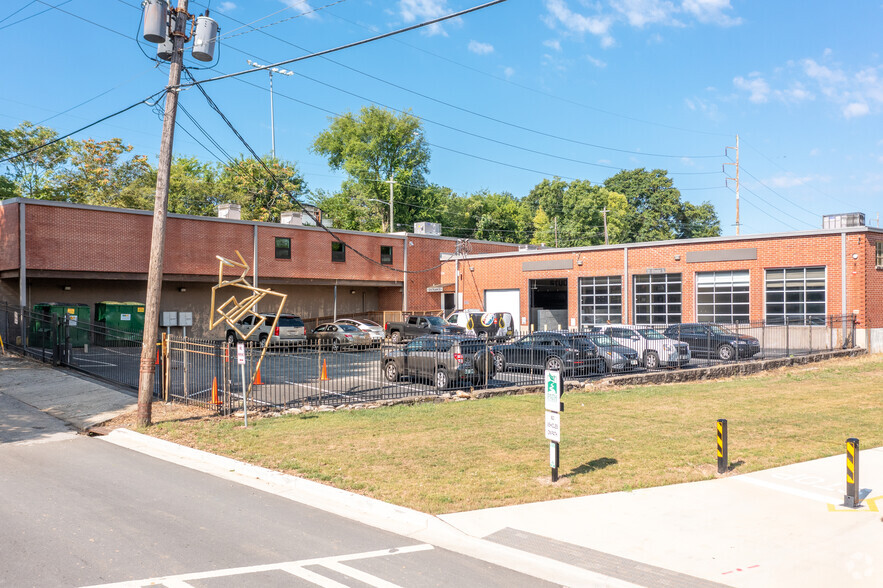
390, 331, 402, 344
226, 332, 236, 346
259, 334, 268, 348
331, 339, 340, 352
544, 356, 563, 372
597, 358, 610, 375
435, 368, 449, 390
644, 350, 660, 370
384, 361, 400, 382
718, 344, 735, 361
494, 353, 506, 373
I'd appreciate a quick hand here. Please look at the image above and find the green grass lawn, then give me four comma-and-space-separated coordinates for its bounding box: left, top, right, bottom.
147, 355, 883, 515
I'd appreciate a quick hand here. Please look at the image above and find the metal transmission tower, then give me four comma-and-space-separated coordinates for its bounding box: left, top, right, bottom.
724, 134, 741, 235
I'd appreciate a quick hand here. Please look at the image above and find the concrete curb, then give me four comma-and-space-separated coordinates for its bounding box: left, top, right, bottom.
102, 428, 635, 587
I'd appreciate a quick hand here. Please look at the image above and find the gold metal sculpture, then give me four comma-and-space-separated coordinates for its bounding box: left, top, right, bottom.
209, 250, 287, 405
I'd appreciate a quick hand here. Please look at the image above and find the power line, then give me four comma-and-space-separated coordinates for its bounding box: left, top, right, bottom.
32, 0, 131, 39
218, 0, 350, 42
0, 0, 71, 31
0, 1, 37, 24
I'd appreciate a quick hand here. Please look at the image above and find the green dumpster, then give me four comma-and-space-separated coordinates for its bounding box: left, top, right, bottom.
95, 301, 145, 345
30, 303, 91, 348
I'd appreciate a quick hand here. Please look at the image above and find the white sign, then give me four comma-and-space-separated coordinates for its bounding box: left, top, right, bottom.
545, 411, 561, 443
550, 441, 559, 467
544, 369, 561, 412
236, 342, 245, 365
120, 313, 131, 321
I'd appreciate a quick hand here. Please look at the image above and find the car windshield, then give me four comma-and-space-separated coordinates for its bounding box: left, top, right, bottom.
425, 316, 447, 326
585, 333, 617, 346
566, 336, 596, 347
708, 324, 736, 335
338, 324, 360, 332
359, 320, 381, 327
636, 328, 666, 340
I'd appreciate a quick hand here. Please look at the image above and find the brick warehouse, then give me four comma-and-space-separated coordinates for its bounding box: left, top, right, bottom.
0, 198, 518, 338
438, 223, 883, 353
2, 197, 882, 352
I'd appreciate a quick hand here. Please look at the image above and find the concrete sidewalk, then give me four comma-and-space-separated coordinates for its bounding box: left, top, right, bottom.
3, 352, 881, 587
0, 353, 136, 431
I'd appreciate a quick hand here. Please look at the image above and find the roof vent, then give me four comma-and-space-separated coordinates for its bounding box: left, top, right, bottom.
217, 203, 241, 220
823, 213, 865, 229
280, 211, 302, 226
414, 222, 441, 236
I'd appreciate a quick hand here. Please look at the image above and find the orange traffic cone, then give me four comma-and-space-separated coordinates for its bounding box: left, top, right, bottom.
320, 358, 329, 381
210, 377, 221, 405
155, 348, 161, 365
253, 366, 263, 385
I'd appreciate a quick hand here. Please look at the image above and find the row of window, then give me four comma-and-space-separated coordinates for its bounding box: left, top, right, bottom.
274, 237, 393, 265
579, 267, 828, 326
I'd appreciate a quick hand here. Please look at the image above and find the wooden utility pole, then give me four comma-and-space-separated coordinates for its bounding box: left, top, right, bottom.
601, 208, 609, 245
554, 216, 558, 247
137, 0, 189, 427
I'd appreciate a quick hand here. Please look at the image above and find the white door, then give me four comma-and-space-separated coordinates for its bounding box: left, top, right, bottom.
485, 289, 521, 334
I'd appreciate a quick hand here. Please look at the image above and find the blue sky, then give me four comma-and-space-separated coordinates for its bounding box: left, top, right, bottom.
1, 0, 881, 236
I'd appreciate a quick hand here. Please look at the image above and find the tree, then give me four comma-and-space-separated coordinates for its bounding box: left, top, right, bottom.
525, 178, 629, 246
218, 156, 307, 222
0, 121, 71, 199
312, 106, 430, 231
604, 168, 720, 242
52, 138, 152, 207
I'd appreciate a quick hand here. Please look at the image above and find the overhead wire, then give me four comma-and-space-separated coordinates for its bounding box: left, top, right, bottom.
0, 0, 71, 31
0, 1, 37, 24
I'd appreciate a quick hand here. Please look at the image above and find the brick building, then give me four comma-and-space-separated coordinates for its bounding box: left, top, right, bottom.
0, 198, 518, 338
439, 224, 883, 352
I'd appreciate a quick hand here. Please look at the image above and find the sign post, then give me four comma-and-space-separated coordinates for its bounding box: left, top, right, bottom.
237, 342, 247, 427
544, 369, 563, 482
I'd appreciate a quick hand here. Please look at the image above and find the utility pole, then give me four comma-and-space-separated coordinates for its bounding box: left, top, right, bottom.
724, 134, 740, 235
385, 176, 396, 232
601, 208, 609, 245
554, 216, 558, 247
137, 0, 189, 427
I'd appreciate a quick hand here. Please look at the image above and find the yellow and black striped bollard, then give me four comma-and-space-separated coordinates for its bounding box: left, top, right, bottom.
844, 438, 860, 508
717, 419, 728, 474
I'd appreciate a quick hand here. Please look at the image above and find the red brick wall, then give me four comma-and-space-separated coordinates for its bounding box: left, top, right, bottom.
0, 202, 20, 271
865, 233, 883, 328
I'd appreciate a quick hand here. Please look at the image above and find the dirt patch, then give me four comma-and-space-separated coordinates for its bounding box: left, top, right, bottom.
102, 402, 218, 430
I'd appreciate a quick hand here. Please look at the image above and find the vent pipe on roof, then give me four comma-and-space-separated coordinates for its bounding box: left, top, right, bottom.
217, 203, 241, 220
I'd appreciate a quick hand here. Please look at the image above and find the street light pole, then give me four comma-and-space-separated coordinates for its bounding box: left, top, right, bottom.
385, 176, 396, 232
248, 60, 292, 158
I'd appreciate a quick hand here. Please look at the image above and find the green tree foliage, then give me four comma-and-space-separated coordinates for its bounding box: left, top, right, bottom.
603, 168, 720, 242
312, 106, 430, 231
218, 156, 307, 222
52, 138, 152, 207
0, 121, 72, 199
525, 178, 629, 246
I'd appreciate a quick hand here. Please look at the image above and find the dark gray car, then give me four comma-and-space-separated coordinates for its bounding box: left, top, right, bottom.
382, 335, 495, 389
663, 323, 760, 360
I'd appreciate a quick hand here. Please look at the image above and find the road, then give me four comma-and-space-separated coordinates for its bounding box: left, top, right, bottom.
0, 393, 554, 588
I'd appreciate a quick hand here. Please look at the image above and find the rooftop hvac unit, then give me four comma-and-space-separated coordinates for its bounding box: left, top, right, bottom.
191, 15, 219, 62
280, 211, 302, 226
519, 244, 544, 251
217, 203, 241, 220
823, 213, 865, 229
414, 222, 441, 235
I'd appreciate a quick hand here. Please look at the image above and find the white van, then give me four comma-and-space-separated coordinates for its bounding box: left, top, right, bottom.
446, 310, 514, 341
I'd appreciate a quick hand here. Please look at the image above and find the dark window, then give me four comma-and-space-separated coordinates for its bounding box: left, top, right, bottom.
633, 273, 682, 325
696, 270, 750, 323
331, 241, 346, 262
380, 245, 393, 265
765, 267, 826, 325
275, 237, 291, 259
578, 276, 622, 327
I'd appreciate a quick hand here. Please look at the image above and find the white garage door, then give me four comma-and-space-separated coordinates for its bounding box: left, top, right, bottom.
485, 289, 521, 334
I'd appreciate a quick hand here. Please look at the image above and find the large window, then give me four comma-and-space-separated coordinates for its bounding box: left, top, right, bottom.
275, 237, 291, 259
696, 270, 750, 324
633, 273, 682, 325
331, 241, 346, 262
380, 245, 393, 265
877, 242, 883, 268
578, 276, 622, 326
765, 267, 826, 325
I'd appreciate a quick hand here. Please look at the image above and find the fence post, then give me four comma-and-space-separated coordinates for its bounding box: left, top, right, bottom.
785, 320, 790, 357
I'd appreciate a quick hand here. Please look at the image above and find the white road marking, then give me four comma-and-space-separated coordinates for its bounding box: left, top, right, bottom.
80, 544, 433, 588
736, 475, 841, 504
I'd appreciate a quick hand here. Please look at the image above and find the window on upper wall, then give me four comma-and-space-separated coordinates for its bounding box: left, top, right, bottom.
275, 237, 291, 259
765, 267, 826, 325
380, 245, 393, 265
331, 241, 346, 262
633, 273, 682, 325
876, 242, 883, 268
696, 270, 750, 324
578, 276, 622, 327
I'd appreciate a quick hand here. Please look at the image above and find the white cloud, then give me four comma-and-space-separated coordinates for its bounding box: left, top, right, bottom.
843, 102, 870, 118
766, 174, 817, 188
468, 40, 494, 55
283, 0, 318, 20
217, 1, 236, 11
544, 0, 615, 48
543, 39, 562, 51
682, 0, 741, 26
503, 66, 515, 78
809, 148, 820, 157
585, 55, 607, 68
611, 0, 681, 28
399, 0, 454, 35
733, 74, 770, 103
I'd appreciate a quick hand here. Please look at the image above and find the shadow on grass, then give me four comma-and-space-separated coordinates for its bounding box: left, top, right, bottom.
566, 457, 618, 477
728, 459, 745, 472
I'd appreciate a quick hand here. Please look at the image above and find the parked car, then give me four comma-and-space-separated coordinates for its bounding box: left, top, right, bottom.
334, 318, 385, 346
226, 313, 306, 347
579, 332, 641, 372
382, 335, 495, 389
599, 324, 691, 369
385, 315, 467, 343
309, 323, 373, 350
663, 323, 760, 360
446, 310, 515, 341
491, 331, 601, 375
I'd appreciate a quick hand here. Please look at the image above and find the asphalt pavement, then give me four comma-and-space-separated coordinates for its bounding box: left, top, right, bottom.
2, 351, 880, 587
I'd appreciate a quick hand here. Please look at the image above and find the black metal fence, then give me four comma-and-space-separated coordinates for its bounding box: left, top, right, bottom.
0, 301, 857, 414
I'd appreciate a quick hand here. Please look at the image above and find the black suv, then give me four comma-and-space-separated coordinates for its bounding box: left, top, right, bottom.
491, 331, 602, 375
382, 335, 495, 389
663, 323, 760, 361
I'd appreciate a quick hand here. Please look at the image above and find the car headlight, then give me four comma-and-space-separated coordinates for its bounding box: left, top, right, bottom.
664, 343, 674, 353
